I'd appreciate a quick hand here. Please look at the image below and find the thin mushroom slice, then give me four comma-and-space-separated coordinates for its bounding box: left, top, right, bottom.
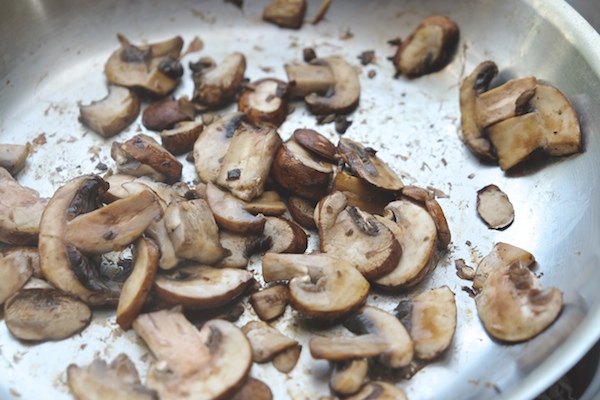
476, 261, 563, 342
263, 216, 308, 254
241, 320, 299, 363
272, 344, 302, 373
0, 143, 29, 176
192, 52, 247, 108
476, 76, 538, 129
242, 191, 287, 216
205, 182, 267, 233
287, 196, 317, 230
230, 377, 273, 400
262, 0, 307, 29
331, 169, 395, 216
5, 288, 92, 341
250, 284, 290, 321
119, 134, 183, 183
215, 230, 265, 269
292, 128, 337, 162
238, 78, 289, 127
160, 121, 204, 156
111, 143, 166, 182
476, 184, 515, 230
0, 248, 35, 305
79, 85, 140, 138
142, 96, 196, 131
329, 359, 369, 396
305, 56, 360, 115
284, 62, 335, 98
67, 354, 157, 400
346, 382, 408, 400
473, 242, 535, 290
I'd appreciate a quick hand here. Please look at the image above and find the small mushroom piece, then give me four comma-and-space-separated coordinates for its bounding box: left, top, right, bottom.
286, 196, 317, 230
476, 184, 515, 230
262, 252, 370, 319
284, 63, 335, 98
473, 242, 535, 290
160, 121, 204, 156
272, 344, 302, 373
250, 284, 290, 321
392, 15, 459, 77
153, 265, 253, 309
346, 382, 408, 400
262, 0, 307, 29
142, 96, 196, 131
0, 143, 29, 176
5, 288, 92, 341
263, 216, 308, 254
476, 261, 563, 342
79, 85, 141, 138
105, 35, 184, 96
67, 354, 157, 400
338, 138, 404, 192
0, 247, 35, 304
216, 123, 282, 202
241, 191, 287, 216
316, 191, 401, 281
331, 169, 395, 216
111, 143, 167, 182
192, 52, 247, 108
241, 320, 299, 363
119, 134, 183, 183
205, 182, 267, 233
230, 377, 273, 400
329, 359, 369, 396
238, 79, 289, 127
116, 237, 160, 330
215, 230, 265, 269
292, 128, 337, 162
305, 56, 361, 115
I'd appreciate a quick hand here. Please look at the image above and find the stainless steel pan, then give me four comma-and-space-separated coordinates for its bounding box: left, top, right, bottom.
2, 1, 600, 399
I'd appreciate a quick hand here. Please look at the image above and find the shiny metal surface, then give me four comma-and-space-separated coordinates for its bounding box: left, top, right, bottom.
1, 1, 600, 399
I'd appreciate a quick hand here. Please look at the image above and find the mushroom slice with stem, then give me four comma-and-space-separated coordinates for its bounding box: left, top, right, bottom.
116, 237, 160, 330
305, 56, 360, 115
329, 359, 369, 396
67, 354, 157, 400
205, 182, 267, 233
238, 78, 289, 127
241, 320, 299, 363
346, 381, 408, 400
476, 184, 515, 230
0, 143, 29, 176
133, 308, 252, 400
119, 134, 183, 183
272, 344, 302, 373
142, 96, 196, 131
392, 15, 459, 77
250, 284, 289, 321
230, 377, 273, 400
5, 288, 92, 341
475, 260, 563, 342
154, 265, 253, 309
79, 85, 141, 138
262, 0, 307, 29
473, 242, 535, 291
263, 216, 308, 254
284, 62, 334, 98
105, 35, 184, 96
160, 121, 204, 156
316, 191, 401, 281
216, 123, 282, 202
0, 247, 35, 304
262, 252, 370, 320
192, 52, 246, 108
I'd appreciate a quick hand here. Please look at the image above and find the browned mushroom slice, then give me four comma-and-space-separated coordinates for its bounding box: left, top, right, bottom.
262, 252, 369, 319
0, 143, 29, 176
242, 191, 287, 216
111, 143, 167, 182
331, 168, 394, 215
400, 186, 451, 249
5, 288, 92, 341
263, 216, 308, 254
238, 79, 289, 127
160, 121, 204, 156
116, 237, 160, 330
230, 377, 273, 400
0, 248, 35, 304
67, 354, 157, 400
477, 77, 538, 129
476, 261, 563, 342
338, 138, 403, 192
142, 96, 196, 131
373, 200, 438, 290
215, 230, 265, 269
134, 308, 252, 399
192, 52, 246, 107
262, 0, 306, 29
105, 35, 184, 96
102, 174, 137, 202
473, 242, 535, 290
205, 182, 267, 233
272, 344, 302, 373
79, 85, 140, 138
287, 196, 317, 230
154, 265, 253, 309
284, 63, 335, 98
316, 191, 401, 280
392, 15, 459, 77
305, 56, 360, 115
250, 284, 290, 321
476, 184, 515, 230
163, 198, 226, 264
0, 168, 48, 245
193, 112, 247, 184
216, 123, 282, 202
241, 320, 299, 363
119, 134, 183, 183
292, 128, 337, 162
271, 138, 334, 201
346, 382, 408, 400
329, 359, 369, 396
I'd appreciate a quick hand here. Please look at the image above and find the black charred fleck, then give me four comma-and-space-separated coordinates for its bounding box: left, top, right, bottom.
227, 168, 241, 181
102, 230, 117, 240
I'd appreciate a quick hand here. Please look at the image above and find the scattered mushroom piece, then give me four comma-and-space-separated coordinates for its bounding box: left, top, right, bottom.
473, 242, 535, 291
455, 259, 476, 281
238, 78, 289, 127
285, 62, 335, 98
160, 121, 204, 156
119, 134, 183, 183
79, 85, 141, 138
262, 0, 307, 29
331, 168, 394, 216
67, 354, 157, 400
5, 288, 92, 341
292, 128, 338, 162
272, 344, 302, 373
242, 320, 299, 363
205, 182, 267, 233
111, 143, 167, 182
392, 16, 459, 77
346, 381, 408, 400
230, 377, 273, 400
0, 248, 35, 305
286, 196, 317, 229
250, 284, 290, 321
142, 96, 196, 131
329, 359, 369, 396
476, 184, 515, 230
305, 56, 361, 115
0, 143, 29, 176
192, 52, 247, 108
215, 230, 266, 269
241, 191, 287, 216
263, 216, 308, 254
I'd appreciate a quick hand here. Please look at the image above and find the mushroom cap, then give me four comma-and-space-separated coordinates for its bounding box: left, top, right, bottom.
238, 78, 289, 127
473, 242, 535, 290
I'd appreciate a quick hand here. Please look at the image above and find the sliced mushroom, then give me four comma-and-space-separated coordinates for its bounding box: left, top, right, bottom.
346, 382, 408, 400
392, 15, 459, 77
154, 265, 253, 309
0, 248, 35, 304
0, 143, 29, 176
205, 182, 267, 233
142, 96, 196, 131
0, 168, 48, 245
284, 63, 335, 98
160, 121, 204, 156
331, 168, 395, 216
111, 143, 166, 182
305, 56, 360, 115
215, 230, 266, 269
262, 252, 370, 319
241, 320, 299, 363
119, 134, 183, 183
250, 284, 289, 321
272, 344, 302, 373
263, 216, 308, 254
238, 79, 289, 127
292, 128, 337, 162
329, 359, 369, 396
216, 123, 282, 202
193, 112, 247, 184
476, 184, 514, 230
67, 354, 157, 400
241, 190, 287, 216
133, 308, 252, 400
116, 237, 160, 330
79, 85, 141, 138
476, 260, 563, 342
230, 377, 273, 400
400, 186, 451, 249
262, 0, 307, 29
5, 288, 92, 341
287, 196, 317, 229
105, 35, 184, 96
316, 191, 401, 280
473, 242, 535, 291
192, 52, 247, 108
